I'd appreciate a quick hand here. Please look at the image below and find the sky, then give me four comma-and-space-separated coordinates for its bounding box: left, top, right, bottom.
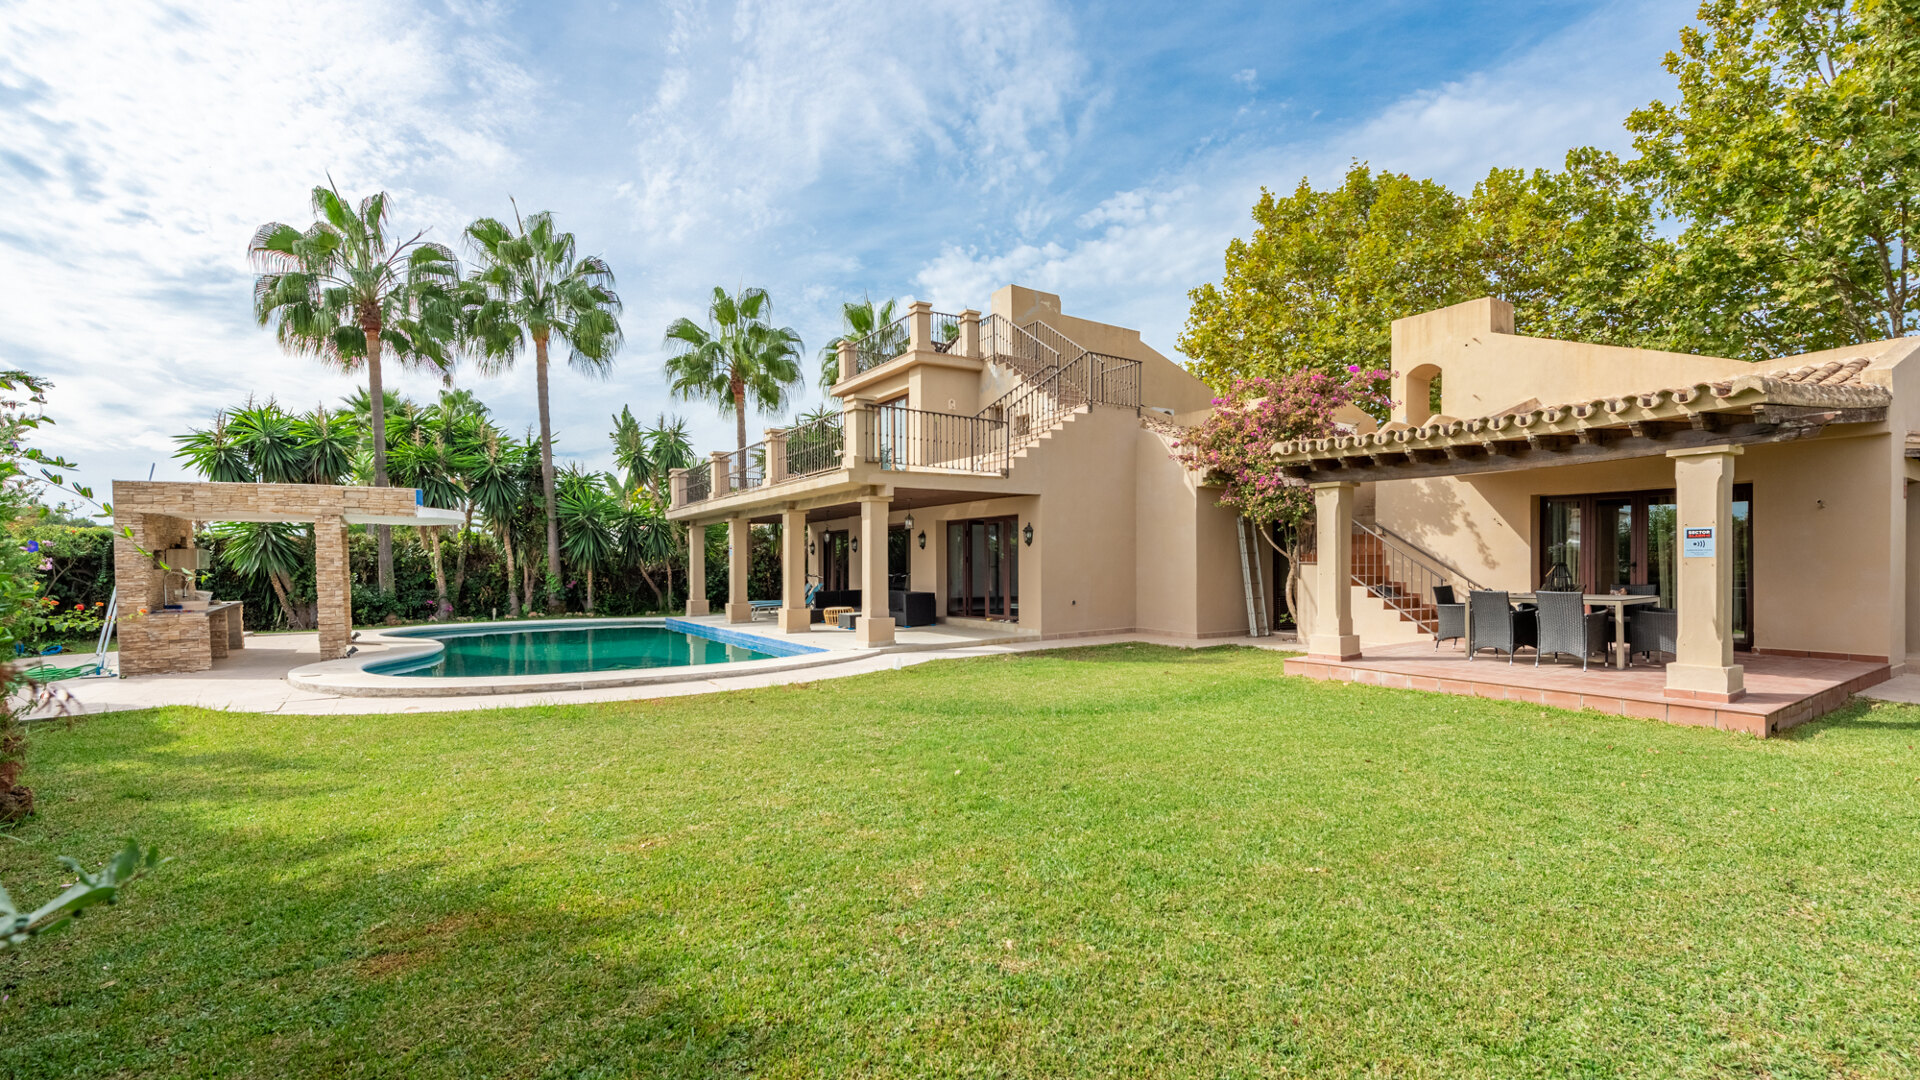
0, 0, 1698, 506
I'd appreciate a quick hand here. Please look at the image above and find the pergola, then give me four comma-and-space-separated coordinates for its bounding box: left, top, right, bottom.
1272, 360, 1891, 703
111, 481, 462, 674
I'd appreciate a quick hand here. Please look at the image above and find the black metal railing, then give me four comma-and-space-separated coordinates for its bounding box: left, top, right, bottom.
785, 413, 844, 477
1351, 521, 1483, 634
931, 311, 962, 353
682, 466, 711, 505
853, 314, 912, 374
980, 348, 1143, 450
861, 404, 1007, 475
979, 313, 1060, 374
717, 443, 766, 494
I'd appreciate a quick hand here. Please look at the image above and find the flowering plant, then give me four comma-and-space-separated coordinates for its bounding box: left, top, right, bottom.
1168, 366, 1390, 618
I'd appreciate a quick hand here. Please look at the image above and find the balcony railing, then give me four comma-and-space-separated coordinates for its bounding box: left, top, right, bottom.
717, 443, 766, 494
852, 314, 911, 374
979, 313, 1059, 374
850, 310, 967, 373
861, 404, 1007, 475
683, 464, 711, 504
981, 347, 1143, 450
786, 413, 844, 477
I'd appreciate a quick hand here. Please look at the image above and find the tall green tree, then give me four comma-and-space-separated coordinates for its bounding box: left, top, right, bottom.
1627, 0, 1919, 356
461, 206, 624, 613
556, 468, 617, 613
816, 295, 899, 390
249, 183, 459, 594
664, 287, 804, 458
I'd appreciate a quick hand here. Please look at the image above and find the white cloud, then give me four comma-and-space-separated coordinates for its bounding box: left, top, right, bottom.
623, 0, 1089, 245
912, 0, 1696, 360
0, 0, 535, 501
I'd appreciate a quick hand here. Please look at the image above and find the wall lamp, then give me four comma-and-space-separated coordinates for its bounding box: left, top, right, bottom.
1023, 522, 1034, 546
851, 536, 859, 553
917, 530, 926, 549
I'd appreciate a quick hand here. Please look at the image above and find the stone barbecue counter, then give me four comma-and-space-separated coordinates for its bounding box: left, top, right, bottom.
117, 601, 245, 677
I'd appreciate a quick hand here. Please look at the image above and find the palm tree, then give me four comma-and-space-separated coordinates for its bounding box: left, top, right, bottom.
664, 287, 804, 461
609, 412, 695, 609
249, 183, 459, 594
461, 206, 624, 613
817, 294, 899, 390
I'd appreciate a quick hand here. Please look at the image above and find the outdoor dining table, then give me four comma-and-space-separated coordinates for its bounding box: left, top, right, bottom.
1504, 592, 1661, 670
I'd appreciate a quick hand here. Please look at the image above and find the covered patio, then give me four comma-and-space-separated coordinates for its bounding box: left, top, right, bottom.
1277, 359, 1895, 732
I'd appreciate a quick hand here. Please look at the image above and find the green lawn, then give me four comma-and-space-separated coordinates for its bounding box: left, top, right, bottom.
3, 644, 1918, 1078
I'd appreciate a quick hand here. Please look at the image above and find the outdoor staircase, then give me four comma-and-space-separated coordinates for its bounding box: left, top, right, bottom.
1351, 528, 1439, 633
976, 316, 1141, 457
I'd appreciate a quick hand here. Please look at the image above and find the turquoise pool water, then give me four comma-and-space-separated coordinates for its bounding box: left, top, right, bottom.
369, 623, 775, 678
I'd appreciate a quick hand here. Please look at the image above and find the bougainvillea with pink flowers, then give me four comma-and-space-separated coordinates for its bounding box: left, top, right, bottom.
1169, 365, 1390, 621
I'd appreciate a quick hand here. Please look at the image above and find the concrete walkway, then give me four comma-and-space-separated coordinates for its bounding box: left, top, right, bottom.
32, 629, 1298, 717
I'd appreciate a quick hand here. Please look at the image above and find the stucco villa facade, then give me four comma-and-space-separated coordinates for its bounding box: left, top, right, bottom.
1283, 296, 1916, 728
665, 285, 1259, 644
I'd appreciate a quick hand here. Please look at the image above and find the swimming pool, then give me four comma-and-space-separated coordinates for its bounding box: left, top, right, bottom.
369, 621, 778, 678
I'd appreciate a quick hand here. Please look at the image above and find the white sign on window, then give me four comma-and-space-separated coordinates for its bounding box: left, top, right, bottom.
1683, 526, 1716, 558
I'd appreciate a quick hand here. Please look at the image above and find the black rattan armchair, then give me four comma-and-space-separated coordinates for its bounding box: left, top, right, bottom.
1434, 584, 1466, 649
1534, 590, 1610, 670
1467, 590, 1536, 663
1629, 606, 1678, 665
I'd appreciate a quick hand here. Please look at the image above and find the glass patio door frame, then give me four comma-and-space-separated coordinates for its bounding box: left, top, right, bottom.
946, 516, 1020, 621
1537, 484, 1753, 647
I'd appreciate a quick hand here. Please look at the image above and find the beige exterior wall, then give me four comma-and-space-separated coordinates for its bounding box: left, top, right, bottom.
676, 284, 1250, 640
1368, 297, 1920, 668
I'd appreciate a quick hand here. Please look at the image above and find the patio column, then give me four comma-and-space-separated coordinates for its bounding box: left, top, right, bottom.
765, 427, 788, 485
727, 514, 752, 624
709, 450, 731, 495
1307, 482, 1360, 661
1666, 446, 1745, 702
685, 523, 709, 616
958, 309, 981, 358
856, 494, 896, 646
314, 514, 352, 660
778, 507, 810, 632
837, 340, 857, 387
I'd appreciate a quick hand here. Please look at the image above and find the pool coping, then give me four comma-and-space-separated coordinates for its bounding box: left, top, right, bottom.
285, 617, 865, 698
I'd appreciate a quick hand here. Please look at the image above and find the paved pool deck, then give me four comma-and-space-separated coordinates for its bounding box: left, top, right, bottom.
32, 621, 1292, 717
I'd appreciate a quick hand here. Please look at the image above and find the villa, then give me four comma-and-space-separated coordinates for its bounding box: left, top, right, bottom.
665, 285, 1256, 644
670, 287, 1918, 736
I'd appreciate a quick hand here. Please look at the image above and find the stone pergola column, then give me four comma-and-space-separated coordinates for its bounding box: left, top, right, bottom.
855, 495, 895, 647
1307, 482, 1360, 661
726, 514, 752, 624
1666, 446, 1746, 702
314, 515, 352, 660
685, 523, 709, 616
778, 507, 810, 632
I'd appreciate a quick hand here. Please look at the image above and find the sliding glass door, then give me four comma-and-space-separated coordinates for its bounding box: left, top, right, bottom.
1539, 486, 1752, 645
946, 517, 1019, 621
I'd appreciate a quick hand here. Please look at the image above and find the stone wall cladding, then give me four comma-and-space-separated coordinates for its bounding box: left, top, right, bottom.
109, 480, 422, 521
117, 612, 212, 677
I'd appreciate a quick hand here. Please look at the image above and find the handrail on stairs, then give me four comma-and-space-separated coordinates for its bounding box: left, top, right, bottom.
1350, 521, 1484, 633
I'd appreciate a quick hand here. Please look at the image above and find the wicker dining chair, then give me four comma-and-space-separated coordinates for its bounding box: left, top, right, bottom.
1433, 584, 1466, 649
1466, 590, 1537, 663
1534, 590, 1610, 670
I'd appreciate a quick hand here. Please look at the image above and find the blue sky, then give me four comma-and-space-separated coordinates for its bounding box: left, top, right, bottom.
0, 0, 1695, 503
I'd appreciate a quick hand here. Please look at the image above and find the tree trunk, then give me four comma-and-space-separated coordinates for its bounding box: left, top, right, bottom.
535, 335, 563, 612
453, 504, 473, 610
267, 569, 301, 630
523, 545, 538, 613
502, 528, 520, 618
733, 377, 748, 480
424, 527, 450, 620
585, 566, 596, 614
365, 324, 394, 594
637, 563, 662, 609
